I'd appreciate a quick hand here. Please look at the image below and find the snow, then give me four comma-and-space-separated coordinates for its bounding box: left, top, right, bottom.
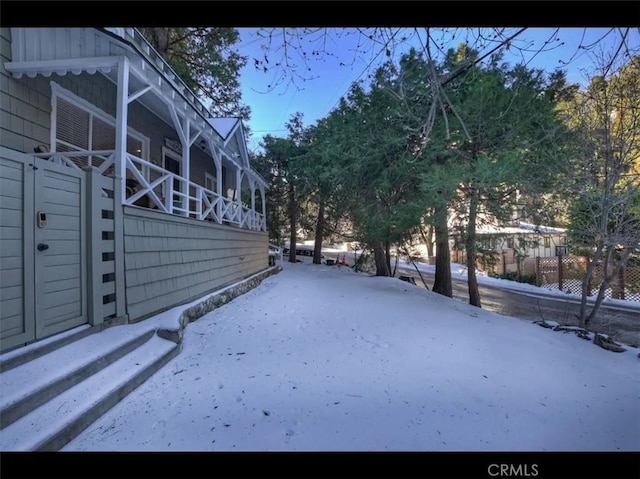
0, 324, 91, 362
474, 221, 566, 236
518, 222, 567, 234
54, 261, 639, 452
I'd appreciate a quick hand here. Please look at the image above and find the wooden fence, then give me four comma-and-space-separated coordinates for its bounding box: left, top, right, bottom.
529, 256, 639, 301
450, 249, 639, 302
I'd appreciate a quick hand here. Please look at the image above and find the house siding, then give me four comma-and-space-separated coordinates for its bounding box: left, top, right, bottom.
226, 134, 241, 160
1, 28, 50, 154
188, 144, 216, 186
122, 206, 268, 321
0, 151, 28, 347
491, 233, 566, 259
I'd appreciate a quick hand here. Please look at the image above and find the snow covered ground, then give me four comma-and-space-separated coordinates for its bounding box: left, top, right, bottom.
63, 261, 639, 452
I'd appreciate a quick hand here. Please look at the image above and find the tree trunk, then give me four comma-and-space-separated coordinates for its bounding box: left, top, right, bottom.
150, 28, 170, 56
432, 205, 452, 297
579, 243, 604, 327
419, 224, 435, 259
392, 249, 399, 277
288, 183, 297, 263
373, 242, 391, 276
585, 246, 631, 328
385, 241, 392, 276
465, 185, 482, 308
313, 202, 324, 264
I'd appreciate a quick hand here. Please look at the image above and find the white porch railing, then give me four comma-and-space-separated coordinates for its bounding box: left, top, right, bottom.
35, 150, 116, 175
35, 150, 266, 232
241, 205, 267, 231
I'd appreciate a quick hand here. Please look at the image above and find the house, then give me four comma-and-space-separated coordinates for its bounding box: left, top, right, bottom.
0, 27, 270, 353
450, 221, 569, 274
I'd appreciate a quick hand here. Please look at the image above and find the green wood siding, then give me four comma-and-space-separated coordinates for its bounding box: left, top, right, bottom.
123, 206, 268, 321
0, 151, 32, 350
1, 28, 51, 155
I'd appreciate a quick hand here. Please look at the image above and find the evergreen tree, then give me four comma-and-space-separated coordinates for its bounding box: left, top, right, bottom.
439, 46, 568, 307
327, 63, 429, 276
139, 28, 250, 119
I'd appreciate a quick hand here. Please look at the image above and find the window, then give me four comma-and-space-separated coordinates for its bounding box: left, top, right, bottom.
506, 237, 515, 249
205, 172, 216, 193
480, 237, 495, 250
52, 83, 149, 174
543, 237, 551, 248
162, 147, 182, 195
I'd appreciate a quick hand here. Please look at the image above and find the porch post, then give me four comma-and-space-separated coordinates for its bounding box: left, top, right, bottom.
236, 167, 242, 225
181, 118, 191, 216
84, 166, 103, 326
207, 140, 223, 224
115, 56, 130, 205
250, 177, 256, 229
114, 58, 130, 322
216, 156, 223, 223
260, 185, 266, 231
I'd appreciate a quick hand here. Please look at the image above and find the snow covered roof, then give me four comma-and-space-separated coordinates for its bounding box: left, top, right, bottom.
476, 222, 567, 236
518, 222, 567, 234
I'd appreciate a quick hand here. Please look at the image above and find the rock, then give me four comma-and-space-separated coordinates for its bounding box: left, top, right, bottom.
593, 333, 626, 353
535, 320, 560, 329
575, 330, 591, 340
554, 325, 588, 334
545, 324, 592, 341
157, 328, 182, 344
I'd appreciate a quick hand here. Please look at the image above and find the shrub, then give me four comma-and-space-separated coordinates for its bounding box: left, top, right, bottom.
489, 272, 536, 285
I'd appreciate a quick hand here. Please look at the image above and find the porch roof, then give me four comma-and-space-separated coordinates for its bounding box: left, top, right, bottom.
208, 118, 240, 140
3, 28, 257, 174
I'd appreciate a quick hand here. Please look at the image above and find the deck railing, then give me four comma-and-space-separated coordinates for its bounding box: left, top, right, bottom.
36, 150, 116, 174
35, 150, 266, 232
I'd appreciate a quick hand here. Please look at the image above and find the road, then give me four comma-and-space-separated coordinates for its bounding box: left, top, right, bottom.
397, 266, 640, 348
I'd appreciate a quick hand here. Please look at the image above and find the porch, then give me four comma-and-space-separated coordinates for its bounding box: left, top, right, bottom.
4, 27, 267, 233
34, 149, 266, 231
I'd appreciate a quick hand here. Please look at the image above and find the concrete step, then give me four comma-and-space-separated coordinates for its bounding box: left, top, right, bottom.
0, 324, 161, 430
0, 325, 96, 373
0, 333, 179, 451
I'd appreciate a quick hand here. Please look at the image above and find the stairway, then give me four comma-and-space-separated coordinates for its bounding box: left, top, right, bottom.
0, 322, 180, 451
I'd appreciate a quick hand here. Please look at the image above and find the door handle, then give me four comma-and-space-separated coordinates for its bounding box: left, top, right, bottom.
37, 243, 49, 251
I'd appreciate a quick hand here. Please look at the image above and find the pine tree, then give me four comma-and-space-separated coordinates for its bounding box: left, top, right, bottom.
139, 28, 250, 119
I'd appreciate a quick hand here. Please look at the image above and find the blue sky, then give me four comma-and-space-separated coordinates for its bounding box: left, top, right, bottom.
233, 28, 639, 152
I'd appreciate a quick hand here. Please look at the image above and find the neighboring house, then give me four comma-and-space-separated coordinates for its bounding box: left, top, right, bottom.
0, 27, 270, 353
450, 221, 568, 274
475, 222, 568, 258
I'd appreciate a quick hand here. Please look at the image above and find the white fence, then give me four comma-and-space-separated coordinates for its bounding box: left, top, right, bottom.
35, 150, 266, 232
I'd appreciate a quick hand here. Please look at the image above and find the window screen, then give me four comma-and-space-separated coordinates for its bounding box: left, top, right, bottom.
54, 89, 148, 174
56, 97, 90, 151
